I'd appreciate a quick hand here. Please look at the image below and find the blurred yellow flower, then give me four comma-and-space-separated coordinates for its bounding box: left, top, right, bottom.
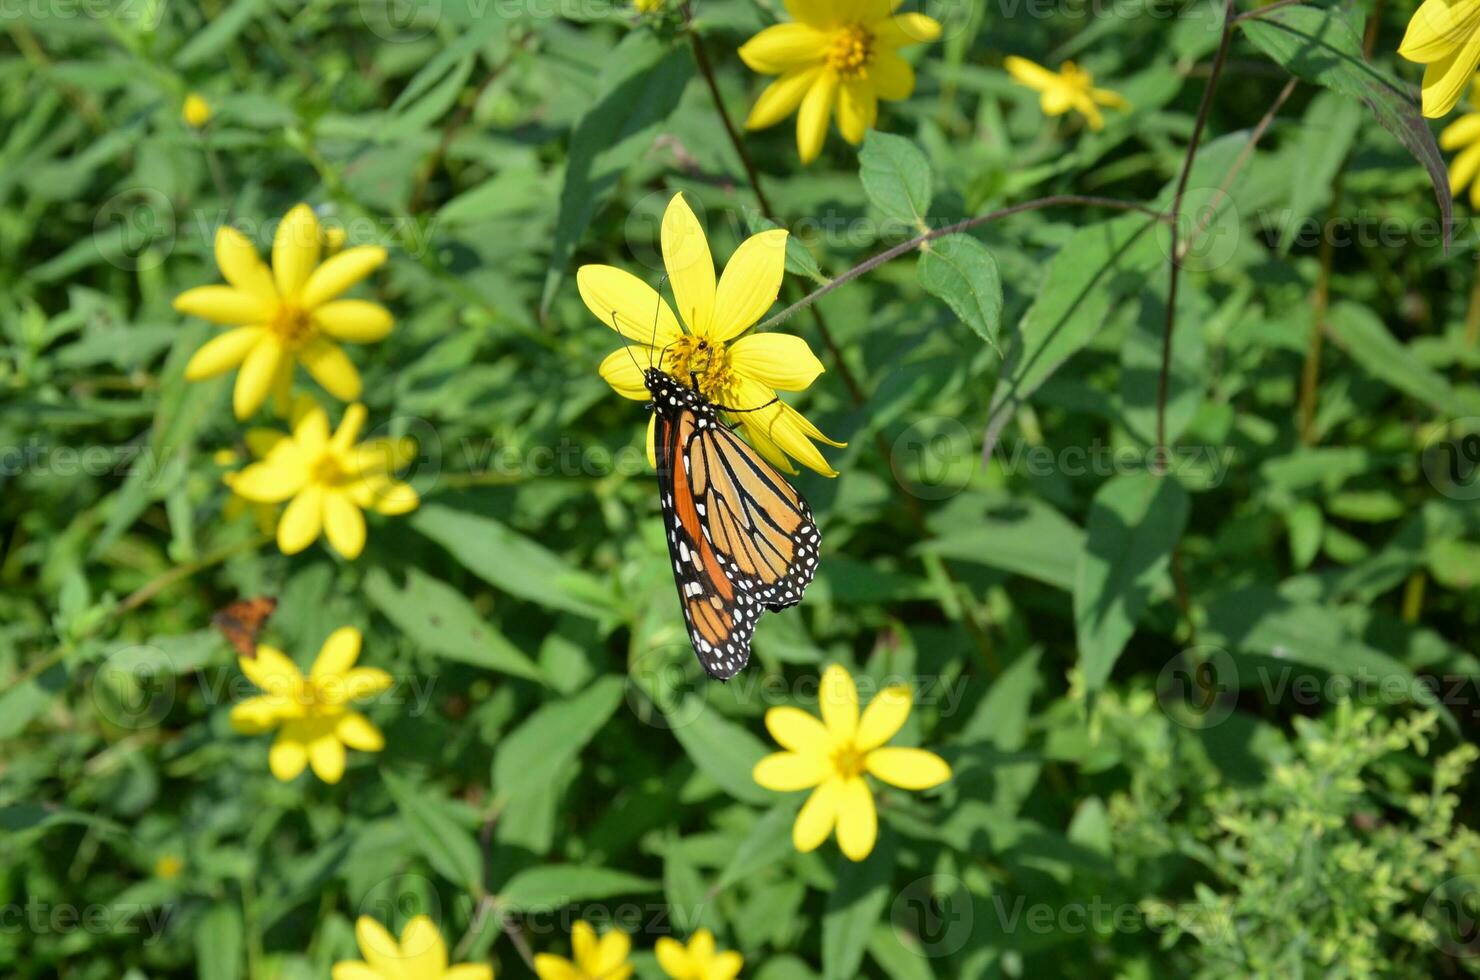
1442, 96, 1480, 207
753, 664, 951, 861
579, 192, 843, 476
1004, 56, 1127, 131
655, 929, 742, 980
228, 397, 419, 560
231, 626, 389, 784
153, 855, 184, 880
740, 0, 941, 163
322, 224, 348, 255
333, 915, 492, 980
174, 203, 392, 419
1400, 0, 1480, 117
216, 448, 279, 535
183, 93, 212, 128
634, 0, 664, 11
533, 920, 632, 980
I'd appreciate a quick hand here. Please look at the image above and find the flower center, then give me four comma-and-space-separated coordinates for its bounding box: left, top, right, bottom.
271, 303, 315, 349
312, 452, 348, 488
664, 336, 733, 402
827, 24, 874, 80
832, 743, 867, 779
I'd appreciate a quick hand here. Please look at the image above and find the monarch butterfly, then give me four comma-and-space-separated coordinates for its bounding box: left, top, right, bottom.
644, 367, 821, 680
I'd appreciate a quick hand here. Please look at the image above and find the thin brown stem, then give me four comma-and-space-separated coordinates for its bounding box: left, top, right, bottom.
759, 195, 1165, 332
1231, 0, 1305, 24
1157, 0, 1237, 466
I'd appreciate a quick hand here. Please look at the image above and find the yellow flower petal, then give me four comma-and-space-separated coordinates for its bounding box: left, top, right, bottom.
533, 954, 581, 980
308, 731, 346, 783
785, 0, 839, 27
819, 664, 859, 742
298, 337, 363, 401
342, 667, 394, 701
712, 951, 744, 980
273, 204, 321, 299
747, 67, 825, 131
354, 478, 420, 517
300, 246, 389, 310
739, 22, 828, 74
869, 50, 915, 101
1422, 39, 1480, 118
245, 428, 287, 459
856, 685, 912, 751
312, 299, 394, 343
577, 265, 683, 346
215, 225, 277, 302
1399, 0, 1480, 63
1452, 139, 1480, 196
754, 750, 831, 791
873, 12, 942, 47
1442, 112, 1480, 148
866, 746, 952, 789
268, 732, 308, 781
1093, 86, 1129, 109
323, 492, 367, 559
793, 778, 840, 851
279, 484, 325, 554
291, 396, 331, 455
333, 403, 369, 453
337, 711, 385, 751
836, 80, 877, 144
234, 336, 285, 420
174, 286, 272, 325
834, 776, 877, 860
311, 626, 362, 680
330, 963, 381, 980
600, 347, 653, 400
230, 695, 286, 734
240, 645, 302, 695
444, 966, 494, 980
711, 228, 788, 341
185, 326, 265, 380
729, 333, 825, 392
662, 193, 717, 336
592, 928, 631, 976
231, 455, 309, 503
1003, 54, 1059, 91
654, 937, 690, 978
571, 921, 598, 967
765, 705, 831, 751
356, 917, 404, 976
797, 71, 839, 164
399, 915, 448, 978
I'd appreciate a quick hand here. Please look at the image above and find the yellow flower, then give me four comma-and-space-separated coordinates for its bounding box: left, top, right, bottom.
634, 0, 664, 11
216, 448, 279, 535
1400, 0, 1480, 118
1003, 56, 1128, 131
323, 224, 348, 255
174, 203, 392, 420
333, 915, 492, 980
153, 855, 185, 880
230, 626, 390, 784
533, 921, 632, 980
228, 397, 419, 560
1442, 91, 1480, 206
753, 664, 951, 861
578, 193, 844, 476
655, 929, 742, 980
183, 93, 212, 128
740, 0, 942, 163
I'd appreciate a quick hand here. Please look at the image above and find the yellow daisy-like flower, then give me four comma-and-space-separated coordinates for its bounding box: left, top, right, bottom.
1003, 56, 1128, 132
153, 855, 185, 880
740, 0, 942, 163
215, 448, 279, 535
174, 203, 392, 420
753, 664, 951, 861
333, 915, 493, 980
230, 626, 390, 784
1442, 88, 1480, 206
183, 93, 211, 128
533, 921, 632, 980
655, 929, 742, 980
228, 396, 419, 560
1400, 0, 1480, 118
579, 193, 844, 477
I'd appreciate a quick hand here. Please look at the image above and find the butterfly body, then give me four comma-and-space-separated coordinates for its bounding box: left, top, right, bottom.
644, 368, 820, 680
212, 596, 277, 658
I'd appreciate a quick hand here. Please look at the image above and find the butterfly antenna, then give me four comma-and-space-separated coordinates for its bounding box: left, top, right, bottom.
613, 310, 644, 379
648, 272, 670, 372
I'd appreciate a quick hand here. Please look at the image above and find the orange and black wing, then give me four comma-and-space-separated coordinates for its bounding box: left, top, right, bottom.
655, 407, 819, 679
212, 596, 277, 658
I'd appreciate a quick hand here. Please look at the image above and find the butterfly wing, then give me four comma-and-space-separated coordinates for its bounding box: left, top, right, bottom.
656, 407, 819, 680
212, 596, 277, 658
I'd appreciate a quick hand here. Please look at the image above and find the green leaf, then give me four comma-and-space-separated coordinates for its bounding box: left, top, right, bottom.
867, 922, 936, 980
859, 131, 932, 226
383, 772, 485, 892
1074, 473, 1190, 692
715, 803, 800, 891
499, 865, 659, 910
917, 235, 1003, 346
540, 33, 694, 315
1325, 301, 1480, 415
822, 834, 897, 980
174, 0, 266, 68
1240, 5, 1452, 241
666, 698, 772, 805
663, 838, 710, 933
491, 676, 625, 802
919, 493, 1085, 591
363, 567, 543, 682
195, 903, 244, 980
411, 504, 615, 618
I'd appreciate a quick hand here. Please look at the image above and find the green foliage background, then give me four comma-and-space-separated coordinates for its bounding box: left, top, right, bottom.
4, 0, 1480, 977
